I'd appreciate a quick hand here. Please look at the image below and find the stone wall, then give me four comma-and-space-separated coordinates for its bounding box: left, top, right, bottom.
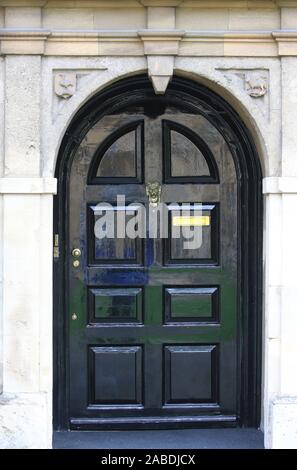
0, 0, 297, 449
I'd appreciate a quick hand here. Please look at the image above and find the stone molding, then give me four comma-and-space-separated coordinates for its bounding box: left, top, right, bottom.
0, 177, 57, 194
263, 177, 297, 194
0, 29, 297, 57
273, 31, 297, 55
139, 29, 184, 55
0, 1, 296, 8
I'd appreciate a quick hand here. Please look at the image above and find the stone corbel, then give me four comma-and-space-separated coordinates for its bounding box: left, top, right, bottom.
139, 1, 183, 5
138, 30, 184, 95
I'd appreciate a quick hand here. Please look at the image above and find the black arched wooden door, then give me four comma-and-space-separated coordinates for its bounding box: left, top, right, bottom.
54, 77, 262, 430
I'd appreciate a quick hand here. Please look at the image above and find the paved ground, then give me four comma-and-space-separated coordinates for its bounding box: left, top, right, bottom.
54, 428, 264, 449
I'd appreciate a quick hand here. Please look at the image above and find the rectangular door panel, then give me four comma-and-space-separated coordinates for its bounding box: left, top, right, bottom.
88, 204, 143, 265
88, 287, 143, 324
88, 346, 143, 407
164, 287, 219, 324
165, 204, 219, 265
164, 345, 219, 406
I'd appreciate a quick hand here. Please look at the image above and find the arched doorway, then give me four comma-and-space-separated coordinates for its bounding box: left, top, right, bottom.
53, 75, 262, 430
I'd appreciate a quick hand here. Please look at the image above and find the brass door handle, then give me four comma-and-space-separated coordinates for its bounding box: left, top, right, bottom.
72, 248, 81, 258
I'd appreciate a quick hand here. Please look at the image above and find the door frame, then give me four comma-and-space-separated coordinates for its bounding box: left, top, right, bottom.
53, 75, 263, 430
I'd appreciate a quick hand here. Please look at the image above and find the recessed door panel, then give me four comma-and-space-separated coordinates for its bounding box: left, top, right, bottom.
88, 204, 143, 265
88, 346, 143, 406
165, 287, 219, 324
163, 120, 219, 183
164, 345, 218, 405
166, 204, 219, 264
88, 287, 143, 324
89, 121, 144, 184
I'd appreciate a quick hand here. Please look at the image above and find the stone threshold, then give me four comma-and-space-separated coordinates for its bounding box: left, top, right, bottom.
53, 428, 264, 449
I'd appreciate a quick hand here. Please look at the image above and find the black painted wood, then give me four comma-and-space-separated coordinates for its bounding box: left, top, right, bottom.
53, 76, 262, 431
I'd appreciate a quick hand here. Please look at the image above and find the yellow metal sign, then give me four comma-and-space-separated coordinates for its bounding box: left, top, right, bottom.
172, 215, 210, 227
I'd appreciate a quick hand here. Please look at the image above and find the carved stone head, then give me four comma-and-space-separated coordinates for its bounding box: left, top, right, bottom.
54, 73, 77, 99
245, 72, 268, 98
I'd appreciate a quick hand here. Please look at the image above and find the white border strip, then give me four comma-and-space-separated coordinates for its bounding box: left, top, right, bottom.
263, 177, 297, 194
0, 177, 57, 194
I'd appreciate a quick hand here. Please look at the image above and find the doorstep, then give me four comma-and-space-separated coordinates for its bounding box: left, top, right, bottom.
53, 428, 264, 449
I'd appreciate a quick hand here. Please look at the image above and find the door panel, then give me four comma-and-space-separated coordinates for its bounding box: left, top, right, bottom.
164, 287, 220, 324
89, 204, 144, 265
88, 287, 143, 324
163, 120, 219, 183
164, 345, 218, 405
88, 346, 143, 407
90, 120, 144, 184
165, 203, 219, 264
67, 98, 238, 428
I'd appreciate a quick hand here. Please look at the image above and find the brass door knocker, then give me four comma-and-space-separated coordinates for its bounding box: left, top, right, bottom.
146, 182, 161, 207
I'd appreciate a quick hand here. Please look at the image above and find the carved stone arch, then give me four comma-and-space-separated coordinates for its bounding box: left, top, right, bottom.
174, 65, 270, 177
49, 65, 269, 180
45, 60, 147, 177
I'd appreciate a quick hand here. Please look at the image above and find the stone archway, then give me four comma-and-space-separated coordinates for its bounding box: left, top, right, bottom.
53, 75, 263, 431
